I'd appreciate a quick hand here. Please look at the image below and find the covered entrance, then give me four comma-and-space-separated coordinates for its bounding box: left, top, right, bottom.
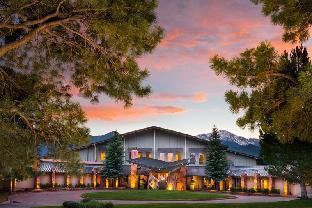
128, 157, 194, 191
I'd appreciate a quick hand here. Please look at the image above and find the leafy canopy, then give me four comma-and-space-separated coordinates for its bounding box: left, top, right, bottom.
205, 126, 229, 183
260, 133, 312, 198
251, 0, 312, 43
210, 43, 312, 143
0, 67, 89, 179
0, 0, 164, 106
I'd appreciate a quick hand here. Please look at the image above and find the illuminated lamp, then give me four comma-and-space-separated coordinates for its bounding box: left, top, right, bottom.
284, 180, 288, 196
105, 179, 109, 189
115, 178, 119, 189
167, 182, 174, 190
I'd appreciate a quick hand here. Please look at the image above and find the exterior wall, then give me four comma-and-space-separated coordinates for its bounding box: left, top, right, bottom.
246, 177, 254, 189
226, 153, 257, 167
71, 176, 79, 187
84, 174, 92, 186
16, 178, 35, 189
274, 178, 285, 194
56, 174, 65, 186
40, 173, 51, 185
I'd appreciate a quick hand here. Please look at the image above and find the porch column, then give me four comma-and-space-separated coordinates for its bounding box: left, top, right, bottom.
228, 176, 233, 191
93, 173, 97, 188
35, 175, 41, 191
241, 173, 247, 189
66, 175, 70, 189
80, 175, 84, 186
253, 172, 259, 191
51, 171, 56, 188
219, 180, 224, 191
268, 175, 273, 191
283, 180, 288, 196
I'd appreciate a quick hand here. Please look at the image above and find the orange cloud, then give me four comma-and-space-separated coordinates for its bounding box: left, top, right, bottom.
83, 104, 185, 121
193, 92, 207, 103
151, 92, 190, 101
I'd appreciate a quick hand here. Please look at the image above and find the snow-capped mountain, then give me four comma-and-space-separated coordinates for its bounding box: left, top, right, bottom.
197, 130, 260, 157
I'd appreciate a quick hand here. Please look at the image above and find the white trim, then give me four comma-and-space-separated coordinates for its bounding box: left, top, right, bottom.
153, 130, 156, 159
184, 136, 187, 159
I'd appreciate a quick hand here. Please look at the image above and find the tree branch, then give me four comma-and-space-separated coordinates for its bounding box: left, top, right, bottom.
0, 16, 80, 57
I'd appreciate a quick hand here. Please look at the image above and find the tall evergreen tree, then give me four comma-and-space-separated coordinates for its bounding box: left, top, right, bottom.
260, 132, 312, 199
102, 132, 124, 185
210, 43, 312, 143
251, 0, 312, 43
205, 126, 229, 190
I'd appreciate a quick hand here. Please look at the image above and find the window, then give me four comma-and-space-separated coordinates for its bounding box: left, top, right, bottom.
199, 153, 205, 165
138, 152, 142, 158
175, 152, 182, 161
145, 152, 152, 158
167, 153, 174, 162
159, 153, 165, 161
100, 151, 106, 161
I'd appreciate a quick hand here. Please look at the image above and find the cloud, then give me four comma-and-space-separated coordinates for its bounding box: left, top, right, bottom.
193, 92, 207, 102
83, 104, 185, 121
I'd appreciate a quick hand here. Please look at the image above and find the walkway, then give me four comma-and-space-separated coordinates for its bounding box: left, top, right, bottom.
0, 190, 295, 208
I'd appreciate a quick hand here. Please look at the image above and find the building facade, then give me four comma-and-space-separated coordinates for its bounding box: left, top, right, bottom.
14, 126, 312, 197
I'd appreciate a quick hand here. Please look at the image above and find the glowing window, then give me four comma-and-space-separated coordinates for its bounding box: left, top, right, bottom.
159, 153, 165, 161
199, 153, 205, 165
138, 152, 142, 158
100, 152, 106, 161
146, 152, 152, 158
175, 152, 182, 161
167, 153, 174, 162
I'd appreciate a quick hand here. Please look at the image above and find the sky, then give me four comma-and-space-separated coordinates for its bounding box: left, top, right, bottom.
77, 0, 312, 138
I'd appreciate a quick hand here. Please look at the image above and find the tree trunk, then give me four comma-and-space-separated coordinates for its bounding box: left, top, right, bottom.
300, 182, 308, 199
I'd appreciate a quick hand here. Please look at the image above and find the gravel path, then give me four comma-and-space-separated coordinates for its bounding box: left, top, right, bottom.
0, 190, 295, 208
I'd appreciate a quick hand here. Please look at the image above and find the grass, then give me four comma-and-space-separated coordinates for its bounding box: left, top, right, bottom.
32, 199, 312, 208
82, 190, 230, 200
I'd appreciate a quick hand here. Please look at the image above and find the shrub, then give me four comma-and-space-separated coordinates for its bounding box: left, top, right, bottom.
81, 198, 93, 203
104, 202, 114, 208
242, 188, 248, 192
230, 187, 242, 192
158, 180, 166, 190
270, 188, 280, 194
262, 189, 269, 194
63, 201, 80, 208
248, 188, 256, 193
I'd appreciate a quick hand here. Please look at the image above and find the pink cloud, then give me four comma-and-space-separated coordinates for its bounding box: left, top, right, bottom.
193, 92, 207, 102
83, 104, 185, 121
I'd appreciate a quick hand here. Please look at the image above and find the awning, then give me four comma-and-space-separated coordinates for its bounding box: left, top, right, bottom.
128, 157, 194, 172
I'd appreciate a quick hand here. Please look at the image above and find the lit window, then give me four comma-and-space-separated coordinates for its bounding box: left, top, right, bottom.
100, 152, 106, 161
175, 152, 182, 161
199, 153, 205, 165
138, 152, 142, 158
159, 153, 165, 161
146, 152, 152, 158
167, 153, 174, 162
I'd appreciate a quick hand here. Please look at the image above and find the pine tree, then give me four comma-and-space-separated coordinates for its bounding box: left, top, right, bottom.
102, 132, 124, 183
205, 126, 229, 190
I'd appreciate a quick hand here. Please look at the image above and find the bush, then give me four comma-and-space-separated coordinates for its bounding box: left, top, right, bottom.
82, 201, 114, 208
262, 188, 269, 194
248, 188, 256, 193
230, 187, 243, 192
63, 201, 80, 208
81, 198, 93, 203
270, 188, 280, 194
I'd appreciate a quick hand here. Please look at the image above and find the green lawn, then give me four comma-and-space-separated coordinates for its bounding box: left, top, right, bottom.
82, 190, 230, 200
33, 199, 312, 208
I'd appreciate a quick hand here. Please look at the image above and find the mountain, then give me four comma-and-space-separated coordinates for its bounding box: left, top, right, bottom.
197, 130, 260, 158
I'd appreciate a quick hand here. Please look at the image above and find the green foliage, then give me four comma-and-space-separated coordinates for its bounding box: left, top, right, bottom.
260, 132, 312, 198
63, 200, 114, 208
0, 0, 164, 106
210, 43, 312, 143
251, 0, 312, 43
102, 132, 124, 179
0, 67, 89, 179
205, 126, 229, 183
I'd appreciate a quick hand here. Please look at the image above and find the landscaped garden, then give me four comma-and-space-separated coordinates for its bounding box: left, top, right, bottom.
34, 199, 312, 208
81, 190, 230, 200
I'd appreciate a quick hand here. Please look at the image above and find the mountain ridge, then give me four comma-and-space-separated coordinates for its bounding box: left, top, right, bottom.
197, 130, 260, 158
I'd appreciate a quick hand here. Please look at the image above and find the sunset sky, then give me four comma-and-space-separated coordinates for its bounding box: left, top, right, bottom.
76, 0, 312, 138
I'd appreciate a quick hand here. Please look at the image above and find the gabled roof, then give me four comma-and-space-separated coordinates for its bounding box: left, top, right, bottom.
82, 126, 258, 159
